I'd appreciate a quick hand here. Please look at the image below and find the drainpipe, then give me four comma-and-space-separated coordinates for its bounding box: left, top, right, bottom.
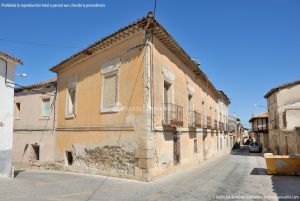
145, 11, 155, 132
150, 26, 155, 132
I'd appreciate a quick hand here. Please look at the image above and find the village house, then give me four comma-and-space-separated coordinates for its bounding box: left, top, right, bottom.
50, 12, 232, 181
228, 115, 240, 147
249, 112, 269, 151
13, 78, 57, 168
264, 79, 300, 155
0, 51, 22, 177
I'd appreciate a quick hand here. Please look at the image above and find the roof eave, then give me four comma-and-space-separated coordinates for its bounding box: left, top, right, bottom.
0, 55, 23, 65
264, 79, 300, 98
264, 89, 277, 99
15, 78, 57, 93
50, 16, 148, 73
49, 12, 221, 96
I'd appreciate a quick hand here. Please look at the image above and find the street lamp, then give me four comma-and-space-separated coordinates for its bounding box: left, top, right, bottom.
17, 73, 27, 77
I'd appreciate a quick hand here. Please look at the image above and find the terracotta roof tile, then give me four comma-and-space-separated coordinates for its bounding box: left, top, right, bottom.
249, 111, 268, 122
0, 51, 23, 64
264, 79, 300, 98
15, 78, 56, 93
50, 12, 223, 97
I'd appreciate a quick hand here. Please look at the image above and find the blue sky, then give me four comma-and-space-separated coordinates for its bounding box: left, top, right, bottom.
1, 0, 299, 127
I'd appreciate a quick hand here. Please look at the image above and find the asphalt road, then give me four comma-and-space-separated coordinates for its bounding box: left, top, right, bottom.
0, 146, 299, 201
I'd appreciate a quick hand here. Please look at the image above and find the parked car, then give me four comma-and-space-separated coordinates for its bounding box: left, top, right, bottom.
249, 142, 262, 153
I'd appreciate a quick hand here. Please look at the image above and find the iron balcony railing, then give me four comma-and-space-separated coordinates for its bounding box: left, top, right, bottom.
163, 103, 183, 127
189, 111, 202, 128
219, 122, 225, 131
253, 124, 269, 132
201, 115, 206, 128
214, 120, 218, 130
206, 116, 212, 129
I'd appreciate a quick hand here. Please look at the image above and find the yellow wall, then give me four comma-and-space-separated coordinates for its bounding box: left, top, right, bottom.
55, 32, 147, 159
148, 36, 229, 178
151, 36, 219, 128
54, 30, 231, 181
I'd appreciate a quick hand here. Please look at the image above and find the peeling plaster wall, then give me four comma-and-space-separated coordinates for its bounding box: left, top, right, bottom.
56, 130, 143, 178
203, 131, 214, 160
147, 35, 230, 179
54, 29, 231, 181
73, 143, 138, 175
277, 84, 300, 109
267, 83, 300, 154
258, 133, 270, 152
153, 131, 173, 168
55, 32, 149, 180
279, 129, 300, 155
267, 92, 279, 154
180, 132, 198, 164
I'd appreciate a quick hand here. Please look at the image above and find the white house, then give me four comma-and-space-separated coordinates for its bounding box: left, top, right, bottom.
0, 51, 22, 177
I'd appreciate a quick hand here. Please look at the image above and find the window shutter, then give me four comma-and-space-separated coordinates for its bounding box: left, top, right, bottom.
103, 74, 117, 108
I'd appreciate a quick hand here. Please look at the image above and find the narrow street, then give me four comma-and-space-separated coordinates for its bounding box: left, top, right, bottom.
0, 146, 299, 201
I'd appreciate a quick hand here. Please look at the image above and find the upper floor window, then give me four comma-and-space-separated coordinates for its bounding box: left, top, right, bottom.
15, 102, 21, 119
64, 75, 78, 119
103, 73, 118, 108
188, 94, 194, 124
65, 86, 76, 118
164, 81, 171, 105
100, 58, 120, 113
42, 98, 51, 117
162, 66, 175, 105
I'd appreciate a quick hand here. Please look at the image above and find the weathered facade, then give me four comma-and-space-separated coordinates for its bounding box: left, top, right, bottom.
50, 12, 232, 181
228, 116, 239, 146
249, 112, 269, 151
265, 79, 300, 155
0, 51, 22, 177
13, 79, 56, 167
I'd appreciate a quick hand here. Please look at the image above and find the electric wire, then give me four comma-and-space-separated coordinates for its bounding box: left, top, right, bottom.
85, 46, 147, 201
153, 0, 157, 17
0, 38, 81, 49
17, 87, 56, 171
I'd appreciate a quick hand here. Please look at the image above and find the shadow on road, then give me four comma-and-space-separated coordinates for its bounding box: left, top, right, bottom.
250, 168, 267, 175
14, 170, 26, 178
230, 145, 263, 157
271, 175, 300, 201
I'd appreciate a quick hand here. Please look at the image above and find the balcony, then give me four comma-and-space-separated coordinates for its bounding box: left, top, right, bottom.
252, 124, 269, 132
219, 122, 225, 131
163, 103, 183, 127
213, 120, 218, 130
189, 111, 202, 128
206, 116, 212, 129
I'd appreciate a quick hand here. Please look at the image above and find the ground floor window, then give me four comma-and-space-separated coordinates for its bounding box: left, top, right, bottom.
31, 144, 40, 160
194, 139, 198, 153
66, 151, 73, 165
